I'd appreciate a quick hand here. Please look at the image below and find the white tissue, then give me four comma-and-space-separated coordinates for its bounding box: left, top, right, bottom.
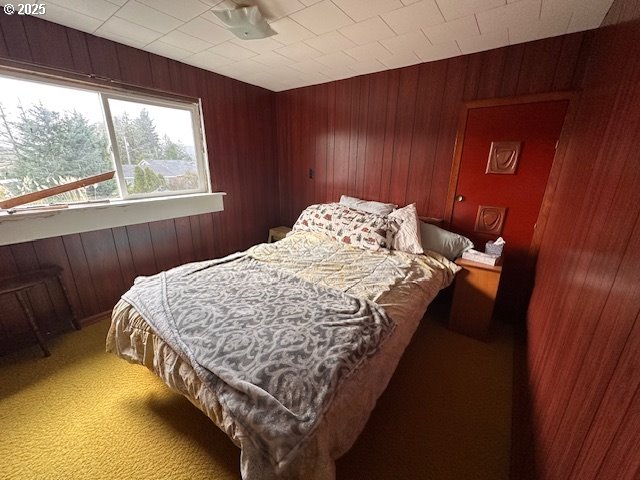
493, 237, 506, 245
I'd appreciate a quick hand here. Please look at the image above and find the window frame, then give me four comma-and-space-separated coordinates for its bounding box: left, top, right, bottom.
0, 67, 212, 206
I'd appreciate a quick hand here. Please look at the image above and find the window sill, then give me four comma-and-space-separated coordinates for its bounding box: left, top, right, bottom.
0, 192, 225, 246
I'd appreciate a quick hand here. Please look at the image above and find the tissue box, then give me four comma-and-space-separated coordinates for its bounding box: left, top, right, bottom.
485, 240, 504, 256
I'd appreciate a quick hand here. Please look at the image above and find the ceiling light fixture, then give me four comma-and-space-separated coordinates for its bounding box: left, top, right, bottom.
212, 5, 277, 40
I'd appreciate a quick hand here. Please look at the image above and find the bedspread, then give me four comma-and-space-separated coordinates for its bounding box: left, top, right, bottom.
121, 253, 395, 469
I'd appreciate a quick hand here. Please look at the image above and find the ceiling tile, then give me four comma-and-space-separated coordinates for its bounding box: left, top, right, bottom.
208, 41, 258, 60
345, 41, 392, 62
184, 49, 237, 69
299, 0, 323, 5
322, 65, 358, 80
106, 0, 127, 5
239, 0, 306, 20
401, 0, 422, 4
476, 0, 541, 34
161, 30, 214, 53
215, 59, 266, 77
47, 0, 119, 21
422, 14, 480, 44
509, 12, 570, 44
98, 32, 148, 49
382, 1, 445, 35
378, 51, 420, 69
290, 1, 354, 35
276, 42, 323, 62
332, 0, 404, 22
96, 17, 163, 46
269, 17, 315, 44
252, 51, 296, 67
339, 16, 396, 45
315, 51, 355, 68
290, 60, 327, 75
567, 2, 613, 33
380, 30, 429, 55
145, 40, 194, 60
231, 37, 284, 54
138, 0, 212, 22
115, 1, 183, 33
304, 31, 356, 54
414, 39, 461, 61
349, 59, 386, 75
178, 16, 235, 45
41, 3, 103, 33
435, 0, 507, 21
456, 28, 509, 54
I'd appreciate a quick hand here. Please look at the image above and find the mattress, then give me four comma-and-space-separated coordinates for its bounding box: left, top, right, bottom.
106, 231, 459, 479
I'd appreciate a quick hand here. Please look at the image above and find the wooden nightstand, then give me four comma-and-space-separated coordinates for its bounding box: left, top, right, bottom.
449, 258, 503, 340
268, 226, 292, 243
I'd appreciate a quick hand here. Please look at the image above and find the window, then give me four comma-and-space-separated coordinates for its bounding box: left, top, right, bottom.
0, 71, 209, 209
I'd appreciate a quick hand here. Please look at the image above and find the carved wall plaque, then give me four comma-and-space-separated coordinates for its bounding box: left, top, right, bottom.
474, 205, 507, 235
486, 141, 521, 174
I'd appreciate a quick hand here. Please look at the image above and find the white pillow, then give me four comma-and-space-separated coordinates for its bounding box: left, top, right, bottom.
419, 222, 474, 260
339, 195, 396, 217
388, 203, 423, 254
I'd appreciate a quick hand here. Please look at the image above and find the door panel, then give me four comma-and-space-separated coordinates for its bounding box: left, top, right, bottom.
451, 100, 570, 320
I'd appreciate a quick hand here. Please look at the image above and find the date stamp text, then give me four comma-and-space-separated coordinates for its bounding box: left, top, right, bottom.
3, 3, 46, 15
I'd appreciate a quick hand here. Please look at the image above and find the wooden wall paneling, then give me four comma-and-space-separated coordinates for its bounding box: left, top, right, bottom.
173, 217, 196, 265
428, 56, 467, 217
536, 69, 640, 477
33, 237, 82, 322
86, 35, 121, 80
198, 214, 216, 260
346, 78, 361, 197
60, 234, 99, 317
148, 219, 181, 271
276, 91, 291, 225
148, 53, 172, 92
79, 230, 126, 312
552, 33, 586, 90
406, 61, 446, 213
498, 43, 526, 97
0, 14, 31, 62
325, 82, 336, 203
516, 37, 565, 95
354, 75, 371, 199
0, 247, 26, 347
378, 70, 400, 202
387, 66, 419, 207
124, 224, 158, 277
569, 309, 640, 478
462, 52, 483, 100
10, 242, 59, 335
332, 80, 353, 212
0, 22, 8, 57
232, 78, 253, 249
116, 44, 152, 86
22, 19, 73, 70
65, 29, 92, 74
361, 72, 388, 203
111, 226, 137, 289
594, 382, 640, 479
476, 47, 508, 100
191, 214, 207, 260
313, 83, 329, 205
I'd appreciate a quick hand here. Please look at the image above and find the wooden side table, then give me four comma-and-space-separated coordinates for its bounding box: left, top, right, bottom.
268, 226, 292, 243
0, 266, 80, 356
449, 258, 503, 340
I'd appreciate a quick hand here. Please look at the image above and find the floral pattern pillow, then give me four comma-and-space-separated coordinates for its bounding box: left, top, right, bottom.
292, 203, 393, 251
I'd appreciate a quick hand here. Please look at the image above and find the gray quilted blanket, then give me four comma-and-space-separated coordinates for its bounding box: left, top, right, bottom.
121, 252, 395, 469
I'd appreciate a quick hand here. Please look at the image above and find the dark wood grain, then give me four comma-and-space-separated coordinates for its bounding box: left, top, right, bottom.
524, 3, 640, 479
275, 32, 589, 226
0, 14, 277, 354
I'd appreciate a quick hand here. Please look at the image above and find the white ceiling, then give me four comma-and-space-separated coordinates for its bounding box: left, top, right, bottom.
3, 0, 614, 91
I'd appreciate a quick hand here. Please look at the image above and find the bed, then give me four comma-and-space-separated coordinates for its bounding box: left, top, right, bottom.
106, 202, 461, 480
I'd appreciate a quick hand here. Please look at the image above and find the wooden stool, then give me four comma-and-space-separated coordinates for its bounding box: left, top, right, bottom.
0, 266, 80, 357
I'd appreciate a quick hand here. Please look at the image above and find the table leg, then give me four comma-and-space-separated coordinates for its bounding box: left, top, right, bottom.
16, 290, 50, 357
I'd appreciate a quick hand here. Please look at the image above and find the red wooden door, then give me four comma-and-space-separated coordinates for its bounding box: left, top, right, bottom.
450, 100, 570, 320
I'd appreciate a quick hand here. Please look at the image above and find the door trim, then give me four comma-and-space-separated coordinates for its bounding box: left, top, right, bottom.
444, 91, 578, 256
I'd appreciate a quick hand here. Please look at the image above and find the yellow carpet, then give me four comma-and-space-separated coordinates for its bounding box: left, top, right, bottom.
0, 304, 512, 480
